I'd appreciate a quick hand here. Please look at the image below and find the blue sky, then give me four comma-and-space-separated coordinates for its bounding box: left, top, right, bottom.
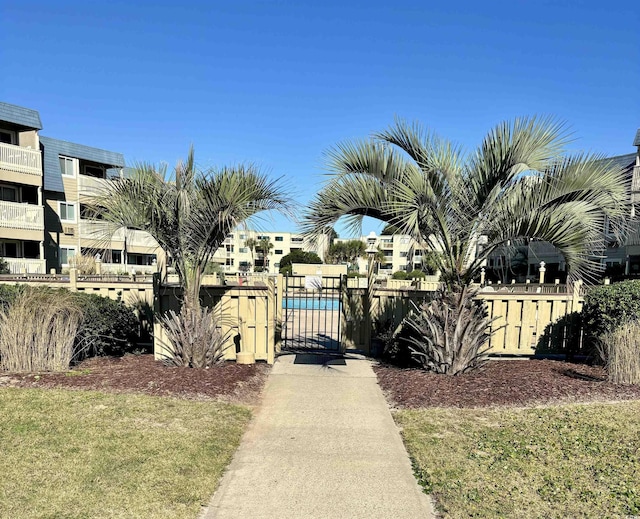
2, 0, 638, 236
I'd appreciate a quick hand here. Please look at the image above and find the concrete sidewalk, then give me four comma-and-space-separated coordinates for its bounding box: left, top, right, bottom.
204, 353, 434, 518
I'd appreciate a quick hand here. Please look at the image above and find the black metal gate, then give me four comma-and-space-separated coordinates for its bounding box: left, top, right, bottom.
281, 274, 343, 351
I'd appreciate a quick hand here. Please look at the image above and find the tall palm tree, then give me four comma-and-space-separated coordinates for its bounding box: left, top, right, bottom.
87, 148, 290, 366
302, 117, 631, 373
244, 237, 258, 272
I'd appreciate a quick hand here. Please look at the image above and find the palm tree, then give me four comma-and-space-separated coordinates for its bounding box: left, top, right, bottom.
256, 237, 274, 271
302, 117, 630, 373
88, 148, 289, 366
244, 237, 258, 272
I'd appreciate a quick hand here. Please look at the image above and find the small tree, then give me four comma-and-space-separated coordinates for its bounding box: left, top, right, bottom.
279, 250, 322, 275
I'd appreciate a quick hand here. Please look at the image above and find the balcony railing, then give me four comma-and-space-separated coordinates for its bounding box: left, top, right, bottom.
78, 174, 111, 196
79, 220, 125, 241
125, 229, 158, 247
3, 258, 46, 274
0, 142, 42, 177
0, 200, 44, 230
632, 166, 640, 192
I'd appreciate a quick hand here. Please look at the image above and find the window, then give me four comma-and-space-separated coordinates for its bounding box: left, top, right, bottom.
275, 236, 283, 242
257, 235, 269, 240
127, 253, 156, 266
59, 156, 76, 177
58, 202, 77, 222
225, 258, 234, 266
400, 252, 408, 258
82, 164, 104, 178
59, 246, 77, 266
0, 241, 19, 258
0, 185, 18, 202
0, 129, 15, 144
291, 237, 304, 243
226, 245, 234, 253
239, 247, 248, 253
239, 234, 246, 240
275, 249, 283, 255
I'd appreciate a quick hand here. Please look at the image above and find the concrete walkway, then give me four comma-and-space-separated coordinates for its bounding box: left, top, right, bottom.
204, 353, 434, 518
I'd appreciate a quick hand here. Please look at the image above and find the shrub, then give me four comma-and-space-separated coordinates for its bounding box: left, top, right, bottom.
582, 280, 640, 343
347, 271, 365, 278
392, 271, 408, 280
408, 269, 426, 279
0, 284, 21, 312
0, 287, 83, 372
72, 292, 139, 358
68, 255, 96, 274
601, 321, 640, 384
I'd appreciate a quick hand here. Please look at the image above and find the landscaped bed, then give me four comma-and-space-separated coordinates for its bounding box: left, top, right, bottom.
1, 354, 270, 405
0, 388, 251, 519
376, 359, 640, 518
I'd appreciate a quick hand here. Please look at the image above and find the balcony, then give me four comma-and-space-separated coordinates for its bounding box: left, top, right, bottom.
78, 174, 111, 197
0, 142, 42, 178
3, 258, 46, 274
126, 229, 158, 248
0, 200, 44, 231
79, 220, 125, 241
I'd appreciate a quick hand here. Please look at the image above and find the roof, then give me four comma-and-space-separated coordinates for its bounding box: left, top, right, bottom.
634, 129, 640, 147
599, 153, 636, 171
0, 102, 43, 130
40, 136, 125, 193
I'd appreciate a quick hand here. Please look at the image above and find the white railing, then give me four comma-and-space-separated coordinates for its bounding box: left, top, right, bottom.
632, 166, 640, 192
78, 174, 110, 196
0, 142, 42, 176
4, 258, 46, 274
100, 263, 157, 275
126, 229, 158, 247
0, 200, 44, 230
79, 220, 125, 240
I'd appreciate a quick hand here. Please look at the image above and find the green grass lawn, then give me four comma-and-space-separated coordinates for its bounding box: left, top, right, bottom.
0, 388, 251, 519
396, 402, 640, 518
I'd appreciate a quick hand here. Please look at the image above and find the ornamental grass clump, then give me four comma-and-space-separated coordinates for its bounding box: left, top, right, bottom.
403, 285, 494, 375
0, 287, 83, 372
159, 306, 231, 368
601, 321, 640, 385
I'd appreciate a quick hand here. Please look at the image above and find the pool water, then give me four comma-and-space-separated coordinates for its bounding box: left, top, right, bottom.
283, 298, 340, 310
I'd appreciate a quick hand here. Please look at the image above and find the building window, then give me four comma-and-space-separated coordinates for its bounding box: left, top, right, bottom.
275, 236, 283, 242
0, 129, 16, 144
83, 164, 104, 178
291, 237, 304, 243
0, 185, 18, 202
239, 247, 248, 253
257, 235, 269, 240
58, 202, 77, 222
400, 252, 408, 258
59, 246, 77, 266
126, 253, 156, 266
226, 245, 234, 253
59, 156, 76, 177
225, 258, 234, 266
239, 234, 246, 240
275, 249, 283, 255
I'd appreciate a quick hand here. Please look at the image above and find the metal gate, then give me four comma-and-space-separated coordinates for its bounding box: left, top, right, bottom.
281, 274, 343, 351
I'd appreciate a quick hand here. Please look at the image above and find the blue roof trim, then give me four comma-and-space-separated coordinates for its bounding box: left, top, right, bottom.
634, 129, 640, 147
0, 102, 43, 130
40, 136, 125, 193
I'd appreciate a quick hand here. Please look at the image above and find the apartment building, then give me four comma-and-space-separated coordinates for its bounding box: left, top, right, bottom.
40, 137, 159, 273
0, 103, 46, 274
211, 230, 329, 275
335, 233, 426, 276
0, 102, 160, 274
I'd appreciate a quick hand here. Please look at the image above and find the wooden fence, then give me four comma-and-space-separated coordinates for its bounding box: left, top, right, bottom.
153, 280, 278, 364
341, 282, 584, 356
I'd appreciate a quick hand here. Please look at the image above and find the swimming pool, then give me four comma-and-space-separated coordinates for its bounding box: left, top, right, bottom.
283, 298, 340, 310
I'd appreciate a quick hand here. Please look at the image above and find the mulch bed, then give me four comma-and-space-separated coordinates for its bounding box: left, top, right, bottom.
0, 355, 270, 406
374, 359, 640, 409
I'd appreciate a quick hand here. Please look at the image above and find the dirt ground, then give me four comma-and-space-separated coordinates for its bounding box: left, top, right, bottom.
374, 359, 640, 409
0, 354, 270, 406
